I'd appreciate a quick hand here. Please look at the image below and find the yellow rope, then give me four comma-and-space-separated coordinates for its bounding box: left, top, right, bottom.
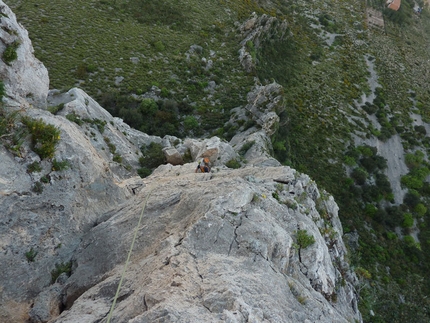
106, 187, 153, 323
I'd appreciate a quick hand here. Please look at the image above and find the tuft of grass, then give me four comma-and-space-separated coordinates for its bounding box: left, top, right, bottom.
32, 181, 44, 194
296, 229, 315, 249
25, 247, 38, 262
66, 112, 83, 125
51, 261, 72, 284
2, 41, 20, 64
52, 159, 70, 171
48, 103, 65, 115
225, 159, 241, 169
27, 161, 42, 173
22, 117, 61, 159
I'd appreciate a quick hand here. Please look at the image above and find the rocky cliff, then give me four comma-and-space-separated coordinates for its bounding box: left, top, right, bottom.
0, 2, 361, 322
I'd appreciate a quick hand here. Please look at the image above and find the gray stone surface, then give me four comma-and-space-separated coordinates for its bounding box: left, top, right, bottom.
0, 2, 49, 108
50, 165, 361, 323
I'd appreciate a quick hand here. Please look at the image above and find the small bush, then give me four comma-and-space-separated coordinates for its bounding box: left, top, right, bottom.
52, 159, 70, 171
296, 229, 315, 248
139, 142, 165, 169
25, 247, 38, 262
27, 161, 42, 173
104, 137, 117, 154
225, 159, 241, 169
414, 203, 427, 217
239, 141, 255, 156
113, 154, 122, 163
2, 41, 20, 64
137, 167, 152, 178
183, 115, 199, 132
364, 204, 377, 217
51, 261, 72, 284
48, 103, 65, 115
0, 81, 5, 101
22, 117, 61, 159
154, 41, 165, 52
351, 168, 367, 185
32, 181, 44, 194
66, 112, 83, 125
40, 175, 50, 183
402, 213, 414, 228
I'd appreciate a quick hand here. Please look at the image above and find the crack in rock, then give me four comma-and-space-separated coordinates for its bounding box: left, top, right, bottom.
228, 216, 243, 256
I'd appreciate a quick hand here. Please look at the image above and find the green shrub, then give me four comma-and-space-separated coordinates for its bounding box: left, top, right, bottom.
32, 181, 44, 194
137, 167, 152, 178
351, 168, 367, 185
414, 203, 427, 217
52, 159, 70, 171
405, 151, 424, 169
296, 229, 315, 248
104, 137, 117, 154
362, 103, 378, 115
355, 267, 372, 280
154, 41, 165, 52
113, 154, 122, 163
364, 204, 377, 217
344, 155, 356, 166
139, 142, 165, 169
51, 261, 72, 284
48, 103, 65, 115
0, 81, 5, 101
239, 141, 255, 156
66, 112, 83, 125
140, 98, 158, 115
402, 213, 414, 228
27, 161, 42, 173
386, 232, 397, 240
403, 190, 420, 208
225, 159, 241, 169
82, 118, 107, 133
183, 115, 199, 132
40, 175, 50, 183
2, 41, 20, 64
357, 145, 376, 157
25, 247, 38, 262
403, 235, 416, 248
22, 117, 61, 159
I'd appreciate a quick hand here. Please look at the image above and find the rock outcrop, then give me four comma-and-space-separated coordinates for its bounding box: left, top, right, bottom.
47, 164, 360, 323
0, 2, 49, 108
0, 2, 362, 322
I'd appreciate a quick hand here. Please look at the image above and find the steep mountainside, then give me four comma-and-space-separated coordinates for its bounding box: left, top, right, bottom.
5, 0, 430, 321
0, 2, 362, 322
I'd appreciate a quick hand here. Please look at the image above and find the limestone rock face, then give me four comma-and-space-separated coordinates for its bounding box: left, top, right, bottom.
0, 1, 49, 108
227, 81, 285, 166
50, 165, 361, 323
0, 98, 144, 321
238, 14, 289, 74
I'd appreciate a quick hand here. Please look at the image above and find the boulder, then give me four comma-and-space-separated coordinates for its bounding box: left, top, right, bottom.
163, 147, 184, 165
183, 137, 237, 166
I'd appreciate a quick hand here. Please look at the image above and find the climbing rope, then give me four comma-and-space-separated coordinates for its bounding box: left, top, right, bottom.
106, 186, 153, 323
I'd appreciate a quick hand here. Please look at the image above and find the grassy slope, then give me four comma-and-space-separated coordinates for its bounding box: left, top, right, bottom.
7, 0, 430, 322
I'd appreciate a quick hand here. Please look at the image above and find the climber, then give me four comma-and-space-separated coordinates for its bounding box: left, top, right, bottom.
195, 157, 211, 173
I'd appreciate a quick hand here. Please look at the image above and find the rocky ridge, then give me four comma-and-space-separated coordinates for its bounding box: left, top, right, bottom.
0, 2, 361, 322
